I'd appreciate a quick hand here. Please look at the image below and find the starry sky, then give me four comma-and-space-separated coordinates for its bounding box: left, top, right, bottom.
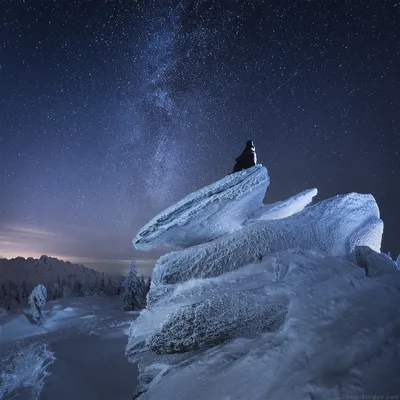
1, 0, 399, 276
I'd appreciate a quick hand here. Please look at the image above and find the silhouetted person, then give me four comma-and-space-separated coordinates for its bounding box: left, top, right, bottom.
232, 140, 257, 173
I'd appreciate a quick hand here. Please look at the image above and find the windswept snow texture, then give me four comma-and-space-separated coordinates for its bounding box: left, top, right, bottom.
247, 188, 318, 222
133, 165, 270, 250
153, 193, 382, 286
0, 342, 55, 400
135, 259, 400, 400
126, 168, 396, 399
354, 245, 399, 277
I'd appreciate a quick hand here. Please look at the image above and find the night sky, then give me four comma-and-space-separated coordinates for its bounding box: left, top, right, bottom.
1, 0, 399, 276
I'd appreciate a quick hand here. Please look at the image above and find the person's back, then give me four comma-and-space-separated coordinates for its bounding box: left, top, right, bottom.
233, 140, 257, 172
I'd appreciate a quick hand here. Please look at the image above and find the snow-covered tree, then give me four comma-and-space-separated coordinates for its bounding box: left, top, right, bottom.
72, 279, 83, 297
0, 282, 12, 310
28, 284, 47, 325
81, 272, 94, 296
22, 280, 29, 299
62, 284, 71, 299
137, 274, 148, 305
121, 261, 145, 310
106, 277, 116, 296
95, 276, 107, 297
52, 282, 63, 299
145, 277, 151, 295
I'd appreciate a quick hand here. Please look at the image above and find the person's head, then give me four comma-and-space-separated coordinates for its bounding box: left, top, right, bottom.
246, 140, 254, 148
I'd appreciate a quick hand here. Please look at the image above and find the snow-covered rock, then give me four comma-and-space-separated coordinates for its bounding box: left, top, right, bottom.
152, 192, 382, 287
353, 245, 399, 277
135, 267, 400, 400
246, 188, 318, 222
133, 165, 270, 250
126, 166, 399, 399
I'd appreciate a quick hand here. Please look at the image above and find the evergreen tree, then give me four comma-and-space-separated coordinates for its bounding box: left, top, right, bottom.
21, 280, 29, 299
28, 284, 47, 325
51, 282, 62, 300
121, 261, 144, 310
145, 277, 151, 295
96, 277, 107, 297
62, 284, 72, 298
138, 274, 148, 305
82, 272, 94, 296
1, 282, 12, 310
72, 280, 83, 297
106, 277, 115, 296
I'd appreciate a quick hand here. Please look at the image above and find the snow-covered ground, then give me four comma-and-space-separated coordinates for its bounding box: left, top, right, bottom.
0, 296, 139, 400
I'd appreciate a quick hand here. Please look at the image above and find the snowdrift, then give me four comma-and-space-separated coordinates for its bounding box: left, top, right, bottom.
126, 165, 400, 399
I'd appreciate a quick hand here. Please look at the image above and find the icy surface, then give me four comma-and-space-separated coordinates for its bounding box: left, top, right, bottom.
247, 188, 318, 222
133, 165, 270, 250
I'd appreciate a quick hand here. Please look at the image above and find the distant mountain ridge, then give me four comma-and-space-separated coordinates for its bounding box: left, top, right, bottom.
0, 255, 119, 285
0, 255, 124, 309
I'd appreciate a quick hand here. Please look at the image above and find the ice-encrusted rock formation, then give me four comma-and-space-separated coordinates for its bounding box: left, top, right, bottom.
126, 164, 400, 400
133, 165, 269, 250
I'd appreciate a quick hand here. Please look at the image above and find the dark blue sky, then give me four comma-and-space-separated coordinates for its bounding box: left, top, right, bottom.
1, 0, 399, 275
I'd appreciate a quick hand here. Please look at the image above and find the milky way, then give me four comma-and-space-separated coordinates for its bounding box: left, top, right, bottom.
1, 0, 399, 275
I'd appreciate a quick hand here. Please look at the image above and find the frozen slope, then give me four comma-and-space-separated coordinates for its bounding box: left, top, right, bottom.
126, 168, 398, 399
133, 165, 269, 250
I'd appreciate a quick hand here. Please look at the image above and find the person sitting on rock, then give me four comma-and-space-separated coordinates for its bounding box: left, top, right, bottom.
232, 140, 257, 173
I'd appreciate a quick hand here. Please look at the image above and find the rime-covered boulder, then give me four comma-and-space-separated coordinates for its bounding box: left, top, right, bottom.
153, 193, 382, 287
133, 165, 269, 250
353, 246, 399, 277
247, 188, 318, 222
148, 293, 288, 354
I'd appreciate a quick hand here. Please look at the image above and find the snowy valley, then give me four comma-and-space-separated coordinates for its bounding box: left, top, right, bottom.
0, 258, 148, 399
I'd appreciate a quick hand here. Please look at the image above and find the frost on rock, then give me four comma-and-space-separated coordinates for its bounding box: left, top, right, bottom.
125, 166, 399, 399
133, 165, 269, 250
148, 292, 288, 354
353, 246, 399, 277
136, 268, 400, 400
155, 193, 382, 286
247, 188, 318, 222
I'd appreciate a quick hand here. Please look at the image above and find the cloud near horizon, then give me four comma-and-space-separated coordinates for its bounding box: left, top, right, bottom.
0, 222, 159, 276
